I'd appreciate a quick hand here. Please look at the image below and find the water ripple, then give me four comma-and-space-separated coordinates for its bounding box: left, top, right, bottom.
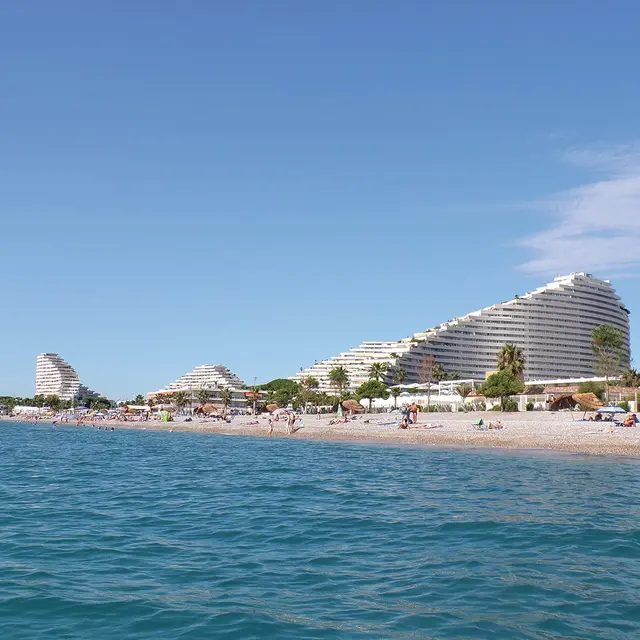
0, 422, 639, 638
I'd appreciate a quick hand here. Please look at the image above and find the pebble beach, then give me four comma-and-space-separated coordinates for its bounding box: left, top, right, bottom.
8, 411, 640, 457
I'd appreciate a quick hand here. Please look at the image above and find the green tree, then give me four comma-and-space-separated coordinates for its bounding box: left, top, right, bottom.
260, 378, 299, 408
172, 391, 190, 412
329, 366, 350, 399
478, 370, 524, 411
393, 367, 407, 385
134, 394, 146, 405
576, 381, 605, 400
197, 388, 211, 406
592, 324, 625, 401
368, 362, 389, 382
390, 386, 402, 409
619, 367, 640, 410
91, 397, 112, 411
220, 387, 232, 414
298, 376, 319, 411
432, 364, 447, 381
497, 343, 526, 378
356, 380, 390, 412
456, 383, 472, 411
44, 395, 62, 411
419, 356, 436, 410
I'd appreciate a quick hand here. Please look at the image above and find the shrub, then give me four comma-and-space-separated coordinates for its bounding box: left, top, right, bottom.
526, 401, 534, 411
490, 398, 519, 412
577, 381, 605, 401
618, 400, 630, 412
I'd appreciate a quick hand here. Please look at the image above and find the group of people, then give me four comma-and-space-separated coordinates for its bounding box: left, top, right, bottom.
268, 411, 298, 437
399, 403, 419, 429
587, 412, 638, 426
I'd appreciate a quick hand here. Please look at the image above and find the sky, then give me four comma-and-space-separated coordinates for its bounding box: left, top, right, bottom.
2, 1, 640, 399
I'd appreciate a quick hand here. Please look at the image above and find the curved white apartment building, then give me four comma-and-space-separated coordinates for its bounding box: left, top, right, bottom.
148, 364, 247, 406
293, 273, 630, 391
35, 353, 82, 400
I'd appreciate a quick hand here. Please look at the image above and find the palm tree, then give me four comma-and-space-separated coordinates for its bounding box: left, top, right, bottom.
393, 367, 407, 385
368, 362, 389, 382
497, 343, 526, 378
390, 386, 402, 409
432, 364, 447, 381
220, 388, 232, 415
592, 324, 625, 401
197, 388, 211, 406
298, 377, 319, 412
456, 383, 472, 411
329, 366, 350, 399
172, 391, 189, 413
620, 368, 640, 410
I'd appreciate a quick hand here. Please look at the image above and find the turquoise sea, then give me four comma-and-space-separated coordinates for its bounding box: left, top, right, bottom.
1, 421, 639, 639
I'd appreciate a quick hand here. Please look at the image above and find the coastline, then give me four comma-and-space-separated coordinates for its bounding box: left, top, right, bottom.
3, 411, 640, 458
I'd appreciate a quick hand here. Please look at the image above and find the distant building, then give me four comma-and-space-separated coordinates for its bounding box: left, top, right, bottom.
292, 273, 631, 392
148, 364, 248, 408
35, 353, 82, 400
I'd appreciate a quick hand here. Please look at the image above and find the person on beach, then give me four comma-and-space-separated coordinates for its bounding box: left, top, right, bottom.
287, 412, 296, 434
317, 406, 321, 420
399, 414, 409, 429
268, 418, 274, 437
410, 403, 418, 425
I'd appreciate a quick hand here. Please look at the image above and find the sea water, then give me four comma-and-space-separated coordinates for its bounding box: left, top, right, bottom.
0, 421, 639, 639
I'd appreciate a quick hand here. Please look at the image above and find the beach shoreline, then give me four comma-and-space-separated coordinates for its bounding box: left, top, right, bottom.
3, 411, 640, 458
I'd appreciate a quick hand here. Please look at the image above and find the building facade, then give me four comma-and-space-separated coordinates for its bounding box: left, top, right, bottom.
35, 353, 82, 400
292, 273, 631, 392
148, 364, 248, 407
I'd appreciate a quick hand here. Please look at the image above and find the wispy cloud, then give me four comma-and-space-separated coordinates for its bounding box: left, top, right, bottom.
518, 145, 640, 277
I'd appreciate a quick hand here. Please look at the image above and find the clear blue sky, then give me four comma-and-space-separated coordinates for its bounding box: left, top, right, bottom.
2, 1, 640, 399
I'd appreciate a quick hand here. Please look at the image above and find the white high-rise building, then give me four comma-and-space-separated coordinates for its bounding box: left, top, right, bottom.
35, 353, 82, 400
293, 273, 631, 391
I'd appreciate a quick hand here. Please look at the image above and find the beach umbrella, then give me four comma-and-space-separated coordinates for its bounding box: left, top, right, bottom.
266, 403, 279, 413
341, 399, 365, 413
272, 408, 291, 416
550, 393, 603, 412
596, 406, 626, 414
